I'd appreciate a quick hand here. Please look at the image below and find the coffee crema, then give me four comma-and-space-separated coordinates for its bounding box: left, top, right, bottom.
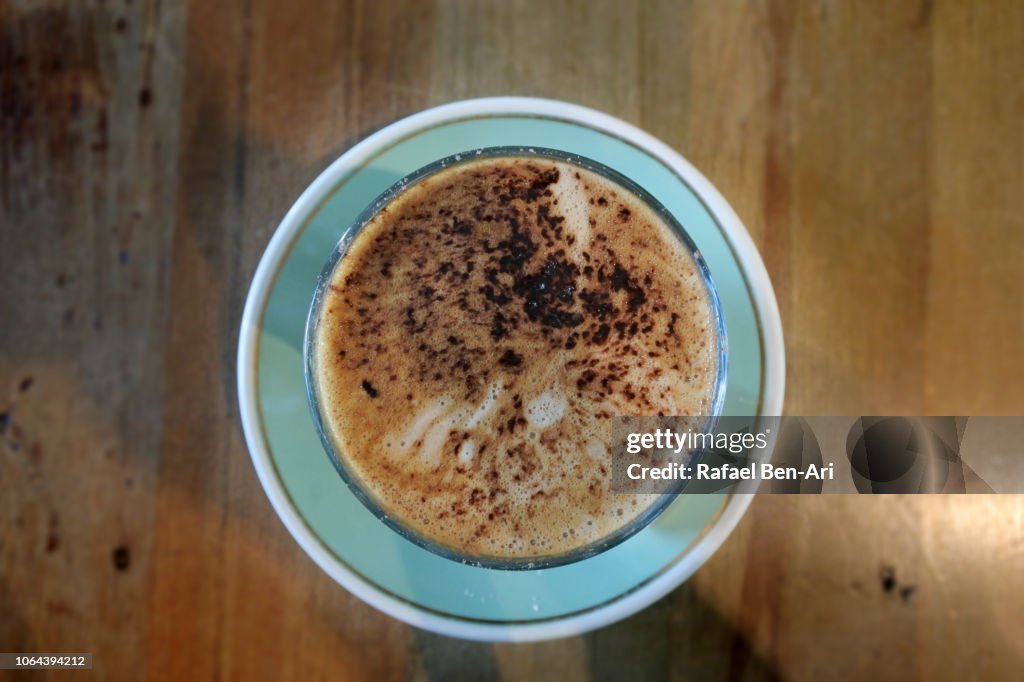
312, 154, 719, 560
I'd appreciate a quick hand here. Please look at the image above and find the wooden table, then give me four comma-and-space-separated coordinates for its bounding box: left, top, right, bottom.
2, 1, 1022, 679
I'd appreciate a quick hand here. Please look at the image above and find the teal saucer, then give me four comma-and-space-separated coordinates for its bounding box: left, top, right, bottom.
238, 98, 784, 641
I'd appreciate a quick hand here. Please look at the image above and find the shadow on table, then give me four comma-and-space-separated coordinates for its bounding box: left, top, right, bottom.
411, 581, 778, 681
0, 577, 44, 681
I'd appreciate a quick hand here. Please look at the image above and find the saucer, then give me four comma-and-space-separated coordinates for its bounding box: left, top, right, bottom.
237, 97, 785, 642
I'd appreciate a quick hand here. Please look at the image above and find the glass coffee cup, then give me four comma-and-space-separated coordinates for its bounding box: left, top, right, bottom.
304, 147, 727, 569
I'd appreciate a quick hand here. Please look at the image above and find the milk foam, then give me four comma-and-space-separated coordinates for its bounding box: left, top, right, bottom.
314, 156, 718, 560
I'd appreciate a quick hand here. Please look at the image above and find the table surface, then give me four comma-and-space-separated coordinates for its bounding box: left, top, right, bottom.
2, 1, 1023, 680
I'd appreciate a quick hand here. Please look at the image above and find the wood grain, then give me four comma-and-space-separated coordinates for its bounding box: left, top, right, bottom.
1, 0, 1022, 680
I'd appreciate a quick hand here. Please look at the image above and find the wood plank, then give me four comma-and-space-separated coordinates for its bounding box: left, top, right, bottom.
0, 1, 184, 680
926, 0, 1024, 414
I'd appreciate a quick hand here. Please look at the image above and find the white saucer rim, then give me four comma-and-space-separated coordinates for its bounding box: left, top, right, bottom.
236, 96, 786, 642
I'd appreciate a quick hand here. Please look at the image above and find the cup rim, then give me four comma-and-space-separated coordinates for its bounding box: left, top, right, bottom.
302, 146, 730, 570
237, 96, 786, 642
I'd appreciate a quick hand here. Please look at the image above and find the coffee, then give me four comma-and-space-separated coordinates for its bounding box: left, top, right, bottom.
311, 153, 719, 560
